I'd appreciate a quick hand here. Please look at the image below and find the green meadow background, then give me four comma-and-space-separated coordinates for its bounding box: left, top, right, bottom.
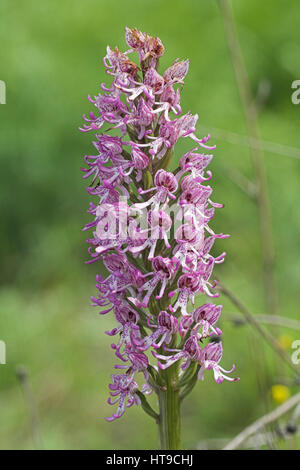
0, 0, 299, 449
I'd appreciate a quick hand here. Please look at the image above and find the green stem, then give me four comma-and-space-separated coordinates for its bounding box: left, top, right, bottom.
218, 0, 278, 317
158, 365, 181, 450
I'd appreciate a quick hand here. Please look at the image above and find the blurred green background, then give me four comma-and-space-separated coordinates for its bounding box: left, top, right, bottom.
0, 0, 300, 450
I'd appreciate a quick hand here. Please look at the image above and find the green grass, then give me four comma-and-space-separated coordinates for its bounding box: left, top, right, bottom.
0, 0, 299, 449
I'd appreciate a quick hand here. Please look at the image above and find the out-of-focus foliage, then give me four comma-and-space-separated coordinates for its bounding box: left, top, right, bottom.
0, 0, 299, 449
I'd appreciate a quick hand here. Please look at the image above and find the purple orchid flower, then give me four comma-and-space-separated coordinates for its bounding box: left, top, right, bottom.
106, 374, 141, 422
198, 342, 240, 384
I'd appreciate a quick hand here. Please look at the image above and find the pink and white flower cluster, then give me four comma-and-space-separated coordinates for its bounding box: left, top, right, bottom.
81, 27, 239, 422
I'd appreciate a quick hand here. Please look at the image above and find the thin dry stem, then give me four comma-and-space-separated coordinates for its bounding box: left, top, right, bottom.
224, 391, 300, 450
